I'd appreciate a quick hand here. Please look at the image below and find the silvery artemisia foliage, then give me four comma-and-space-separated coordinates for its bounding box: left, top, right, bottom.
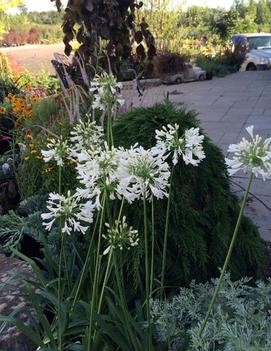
41, 120, 205, 237
151, 274, 271, 351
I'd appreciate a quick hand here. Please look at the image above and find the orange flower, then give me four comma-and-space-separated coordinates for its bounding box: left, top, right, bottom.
4, 93, 41, 128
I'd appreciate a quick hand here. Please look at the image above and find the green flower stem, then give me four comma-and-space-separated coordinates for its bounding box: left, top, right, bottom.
97, 197, 125, 313
143, 194, 151, 351
97, 196, 125, 311
109, 106, 114, 146
160, 167, 174, 299
87, 194, 106, 351
150, 196, 155, 299
113, 254, 140, 351
58, 165, 62, 195
117, 197, 125, 222
97, 248, 113, 313
199, 171, 254, 338
58, 166, 70, 295
106, 106, 114, 147
62, 232, 70, 292
57, 165, 62, 350
71, 198, 104, 311
94, 197, 126, 340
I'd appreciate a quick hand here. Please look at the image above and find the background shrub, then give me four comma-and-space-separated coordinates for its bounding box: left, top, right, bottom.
113, 102, 265, 289
153, 52, 187, 77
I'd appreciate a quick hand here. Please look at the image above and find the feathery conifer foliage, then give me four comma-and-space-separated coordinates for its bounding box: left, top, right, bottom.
113, 101, 265, 287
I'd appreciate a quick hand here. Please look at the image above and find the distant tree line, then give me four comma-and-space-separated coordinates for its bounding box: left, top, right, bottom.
141, 0, 271, 42
0, 4, 63, 45
2, 0, 271, 47
27, 11, 63, 26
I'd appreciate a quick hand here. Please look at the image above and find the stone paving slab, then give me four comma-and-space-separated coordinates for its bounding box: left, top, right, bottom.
124, 71, 271, 241
0, 249, 35, 351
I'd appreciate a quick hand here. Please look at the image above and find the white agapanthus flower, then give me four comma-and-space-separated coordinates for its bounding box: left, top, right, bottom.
225, 125, 271, 180
183, 127, 206, 166
102, 216, 139, 255
117, 145, 170, 203
41, 191, 96, 235
155, 124, 205, 166
70, 119, 104, 156
89, 72, 124, 111
41, 137, 69, 167
76, 143, 121, 200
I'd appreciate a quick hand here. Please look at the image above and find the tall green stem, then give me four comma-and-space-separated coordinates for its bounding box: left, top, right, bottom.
199, 171, 254, 338
160, 167, 174, 299
150, 196, 155, 299
62, 232, 70, 292
113, 253, 141, 351
97, 248, 113, 313
106, 107, 114, 147
71, 201, 103, 311
87, 194, 106, 350
96, 197, 125, 313
143, 194, 151, 351
57, 165, 62, 350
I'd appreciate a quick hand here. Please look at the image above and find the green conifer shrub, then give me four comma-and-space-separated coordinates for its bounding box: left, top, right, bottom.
113, 101, 265, 288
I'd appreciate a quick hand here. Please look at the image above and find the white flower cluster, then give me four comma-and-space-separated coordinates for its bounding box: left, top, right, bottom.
41, 191, 96, 235
70, 119, 104, 157
90, 72, 124, 111
225, 126, 271, 180
76, 143, 120, 201
117, 146, 170, 203
155, 124, 205, 166
41, 121, 206, 236
102, 217, 139, 255
41, 137, 69, 167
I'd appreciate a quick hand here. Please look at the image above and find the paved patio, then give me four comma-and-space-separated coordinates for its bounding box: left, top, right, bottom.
124, 71, 271, 241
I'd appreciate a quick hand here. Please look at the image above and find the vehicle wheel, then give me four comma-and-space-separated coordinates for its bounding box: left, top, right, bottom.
246, 63, 257, 71
175, 77, 182, 84
199, 74, 205, 81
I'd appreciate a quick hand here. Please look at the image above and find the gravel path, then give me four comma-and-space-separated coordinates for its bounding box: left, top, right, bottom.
0, 43, 65, 74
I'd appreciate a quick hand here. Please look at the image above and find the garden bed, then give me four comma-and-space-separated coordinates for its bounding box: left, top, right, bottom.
0, 44, 270, 351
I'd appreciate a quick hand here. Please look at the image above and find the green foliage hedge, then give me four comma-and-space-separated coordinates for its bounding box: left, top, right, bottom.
113, 102, 265, 287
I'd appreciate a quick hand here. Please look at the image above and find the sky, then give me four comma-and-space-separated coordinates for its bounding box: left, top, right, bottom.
24, 0, 234, 12
24, 0, 67, 12
182, 0, 233, 9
